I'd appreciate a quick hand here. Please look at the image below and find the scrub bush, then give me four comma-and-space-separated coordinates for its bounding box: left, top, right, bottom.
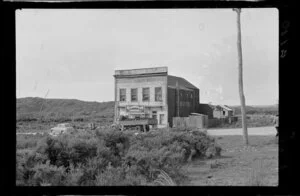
17, 134, 47, 149
16, 127, 221, 186
31, 160, 66, 186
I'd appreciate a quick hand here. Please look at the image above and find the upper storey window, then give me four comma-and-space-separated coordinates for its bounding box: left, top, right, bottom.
131, 88, 137, 102
155, 87, 162, 102
120, 89, 126, 102
142, 88, 150, 102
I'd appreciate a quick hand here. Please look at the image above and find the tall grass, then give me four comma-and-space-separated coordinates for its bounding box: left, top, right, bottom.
247, 159, 269, 186
152, 169, 176, 186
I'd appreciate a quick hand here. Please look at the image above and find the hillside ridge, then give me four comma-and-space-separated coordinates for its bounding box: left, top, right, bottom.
17, 97, 114, 118
17, 97, 278, 118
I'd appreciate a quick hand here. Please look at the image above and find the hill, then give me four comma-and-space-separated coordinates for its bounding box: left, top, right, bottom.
16, 97, 278, 122
17, 97, 114, 120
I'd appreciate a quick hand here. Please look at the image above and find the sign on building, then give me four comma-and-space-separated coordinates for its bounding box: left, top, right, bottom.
126, 105, 145, 113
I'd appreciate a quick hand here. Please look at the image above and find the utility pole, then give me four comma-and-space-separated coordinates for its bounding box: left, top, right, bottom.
39, 89, 50, 121
233, 8, 249, 146
176, 81, 180, 117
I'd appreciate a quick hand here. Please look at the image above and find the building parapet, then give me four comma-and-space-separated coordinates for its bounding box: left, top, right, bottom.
114, 66, 168, 77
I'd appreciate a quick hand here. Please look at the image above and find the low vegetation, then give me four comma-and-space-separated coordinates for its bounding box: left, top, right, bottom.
16, 127, 221, 186
231, 105, 278, 116
16, 97, 278, 186
211, 114, 276, 129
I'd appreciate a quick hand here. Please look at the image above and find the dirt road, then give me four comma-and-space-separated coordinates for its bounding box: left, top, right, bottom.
207, 126, 276, 136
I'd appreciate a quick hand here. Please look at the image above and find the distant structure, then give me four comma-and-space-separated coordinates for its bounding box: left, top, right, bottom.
212, 105, 234, 119
113, 67, 199, 128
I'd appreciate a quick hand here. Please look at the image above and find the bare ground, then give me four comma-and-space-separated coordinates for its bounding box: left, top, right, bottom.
182, 135, 278, 186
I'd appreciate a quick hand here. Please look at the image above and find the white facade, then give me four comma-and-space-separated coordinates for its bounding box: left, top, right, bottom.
114, 67, 169, 128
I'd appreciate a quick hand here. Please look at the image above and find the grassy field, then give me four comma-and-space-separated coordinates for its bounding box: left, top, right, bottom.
16, 119, 113, 133
182, 135, 278, 186
211, 114, 276, 129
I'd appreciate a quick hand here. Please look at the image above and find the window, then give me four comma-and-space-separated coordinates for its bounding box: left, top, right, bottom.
152, 111, 157, 119
223, 111, 225, 115
155, 87, 162, 102
120, 89, 126, 102
131, 88, 137, 102
142, 88, 150, 101
159, 114, 164, 125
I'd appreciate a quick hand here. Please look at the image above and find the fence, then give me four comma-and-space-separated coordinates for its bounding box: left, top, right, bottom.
172, 114, 208, 129
208, 116, 238, 128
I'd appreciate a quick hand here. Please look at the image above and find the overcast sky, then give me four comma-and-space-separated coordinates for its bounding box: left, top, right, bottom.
16, 8, 278, 105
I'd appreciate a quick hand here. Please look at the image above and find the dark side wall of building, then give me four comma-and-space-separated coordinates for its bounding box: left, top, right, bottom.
167, 88, 176, 127
168, 88, 199, 127
198, 103, 214, 119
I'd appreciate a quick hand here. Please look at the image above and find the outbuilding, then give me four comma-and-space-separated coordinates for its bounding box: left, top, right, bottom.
212, 105, 234, 119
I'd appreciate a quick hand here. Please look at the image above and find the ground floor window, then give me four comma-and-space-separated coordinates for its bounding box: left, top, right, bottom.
152, 111, 157, 120
159, 114, 164, 125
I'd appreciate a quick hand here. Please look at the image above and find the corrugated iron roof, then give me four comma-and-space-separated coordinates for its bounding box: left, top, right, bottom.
167, 75, 198, 90
218, 105, 233, 111
167, 85, 194, 91
190, 113, 206, 116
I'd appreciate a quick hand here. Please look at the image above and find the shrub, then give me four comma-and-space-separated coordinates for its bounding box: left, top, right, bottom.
95, 165, 147, 186
31, 160, 66, 186
16, 148, 49, 185
17, 113, 38, 122
17, 134, 46, 149
124, 129, 220, 184
36, 133, 99, 168
68, 139, 97, 167
16, 127, 221, 186
63, 163, 84, 186
96, 129, 131, 166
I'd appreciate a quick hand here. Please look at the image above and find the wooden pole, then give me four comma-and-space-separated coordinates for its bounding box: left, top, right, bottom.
114, 76, 118, 124
176, 81, 180, 117
233, 8, 249, 146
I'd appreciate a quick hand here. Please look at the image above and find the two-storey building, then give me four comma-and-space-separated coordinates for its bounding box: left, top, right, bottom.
114, 67, 199, 128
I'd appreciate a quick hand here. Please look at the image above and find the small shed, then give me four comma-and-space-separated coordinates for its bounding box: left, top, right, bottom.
213, 105, 234, 119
